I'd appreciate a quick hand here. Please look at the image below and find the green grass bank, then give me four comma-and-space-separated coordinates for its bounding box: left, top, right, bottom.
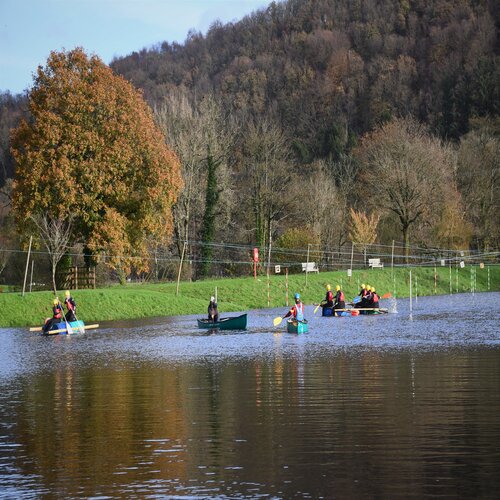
1, 266, 498, 328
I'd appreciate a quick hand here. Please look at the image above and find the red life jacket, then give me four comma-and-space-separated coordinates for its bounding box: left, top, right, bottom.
53, 305, 62, 319
326, 291, 333, 302
337, 291, 345, 302
372, 293, 379, 303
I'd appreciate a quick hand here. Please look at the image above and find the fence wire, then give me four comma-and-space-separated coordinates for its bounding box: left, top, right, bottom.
0, 238, 498, 292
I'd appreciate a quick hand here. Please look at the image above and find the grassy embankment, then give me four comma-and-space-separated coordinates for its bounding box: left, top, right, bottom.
0, 266, 498, 328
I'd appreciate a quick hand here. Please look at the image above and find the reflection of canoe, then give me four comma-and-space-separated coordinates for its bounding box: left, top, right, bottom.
30, 321, 99, 335
287, 319, 308, 334
197, 313, 247, 330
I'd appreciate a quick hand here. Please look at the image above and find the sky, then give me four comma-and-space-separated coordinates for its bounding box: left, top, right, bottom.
0, 0, 270, 94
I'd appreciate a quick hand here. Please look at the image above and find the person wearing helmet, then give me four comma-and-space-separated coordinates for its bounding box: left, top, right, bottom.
64, 290, 77, 322
354, 284, 370, 307
364, 286, 373, 306
284, 293, 305, 322
354, 283, 368, 308
358, 283, 368, 299
42, 297, 63, 334
333, 285, 345, 315
324, 285, 334, 307
370, 287, 380, 309
208, 296, 219, 323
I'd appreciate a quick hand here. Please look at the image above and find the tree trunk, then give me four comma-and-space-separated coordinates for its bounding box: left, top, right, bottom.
52, 266, 57, 294
403, 225, 410, 264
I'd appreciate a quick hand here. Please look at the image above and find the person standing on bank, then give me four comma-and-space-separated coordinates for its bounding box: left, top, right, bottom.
208, 296, 219, 323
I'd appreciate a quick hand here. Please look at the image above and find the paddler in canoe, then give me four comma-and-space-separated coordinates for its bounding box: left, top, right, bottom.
354, 283, 368, 308
208, 296, 219, 323
369, 287, 380, 309
42, 298, 63, 335
333, 285, 346, 316
284, 293, 306, 322
63, 290, 77, 322
321, 284, 334, 315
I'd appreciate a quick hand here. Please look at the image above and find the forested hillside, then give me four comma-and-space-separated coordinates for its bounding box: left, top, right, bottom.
111, 0, 499, 154
0, 0, 499, 285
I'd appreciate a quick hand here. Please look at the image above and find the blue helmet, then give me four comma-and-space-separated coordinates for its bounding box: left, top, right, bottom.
294, 293, 300, 300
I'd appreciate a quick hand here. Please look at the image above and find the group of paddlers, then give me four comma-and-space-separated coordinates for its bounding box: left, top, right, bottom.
354, 283, 380, 309
42, 291, 77, 334
321, 283, 380, 312
281, 282, 383, 323
321, 284, 346, 313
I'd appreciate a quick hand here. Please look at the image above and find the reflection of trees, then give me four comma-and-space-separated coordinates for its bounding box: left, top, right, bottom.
5, 351, 500, 496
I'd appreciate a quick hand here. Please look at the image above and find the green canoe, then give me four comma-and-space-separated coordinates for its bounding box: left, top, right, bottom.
197, 313, 247, 330
287, 319, 309, 334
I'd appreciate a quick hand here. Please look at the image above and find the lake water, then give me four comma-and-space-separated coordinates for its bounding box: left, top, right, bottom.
0, 293, 499, 498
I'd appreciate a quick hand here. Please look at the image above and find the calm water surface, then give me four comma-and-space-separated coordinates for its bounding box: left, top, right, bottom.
0, 293, 499, 498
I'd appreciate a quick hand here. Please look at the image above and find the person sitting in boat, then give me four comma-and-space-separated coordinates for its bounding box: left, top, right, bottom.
284, 293, 305, 322
333, 285, 345, 315
354, 283, 368, 308
208, 296, 219, 323
64, 290, 77, 322
42, 298, 63, 334
364, 286, 373, 306
370, 287, 380, 309
322, 284, 334, 310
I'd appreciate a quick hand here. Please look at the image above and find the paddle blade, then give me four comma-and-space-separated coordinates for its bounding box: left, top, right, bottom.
273, 316, 283, 327
66, 324, 74, 335
381, 292, 392, 299
352, 296, 361, 304
313, 304, 321, 314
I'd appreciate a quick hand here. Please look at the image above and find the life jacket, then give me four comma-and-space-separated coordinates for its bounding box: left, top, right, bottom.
336, 291, 345, 302
326, 291, 333, 303
359, 288, 368, 297
65, 297, 75, 312
372, 293, 379, 304
294, 302, 304, 321
53, 305, 62, 319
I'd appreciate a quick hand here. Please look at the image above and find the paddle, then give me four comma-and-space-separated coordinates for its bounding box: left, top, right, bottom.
58, 299, 73, 335
273, 316, 285, 326
313, 302, 324, 314
72, 310, 85, 334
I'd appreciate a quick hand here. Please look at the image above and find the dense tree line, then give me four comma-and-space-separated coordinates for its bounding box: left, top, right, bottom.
111, 0, 499, 148
112, 0, 500, 258
0, 0, 499, 285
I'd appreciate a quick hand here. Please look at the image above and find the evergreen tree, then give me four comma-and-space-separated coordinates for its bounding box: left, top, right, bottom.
198, 149, 221, 278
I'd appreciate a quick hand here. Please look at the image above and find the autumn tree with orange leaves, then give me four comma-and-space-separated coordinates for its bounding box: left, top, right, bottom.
11, 48, 182, 281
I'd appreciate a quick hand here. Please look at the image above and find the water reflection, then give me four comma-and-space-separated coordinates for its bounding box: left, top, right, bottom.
0, 293, 499, 497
